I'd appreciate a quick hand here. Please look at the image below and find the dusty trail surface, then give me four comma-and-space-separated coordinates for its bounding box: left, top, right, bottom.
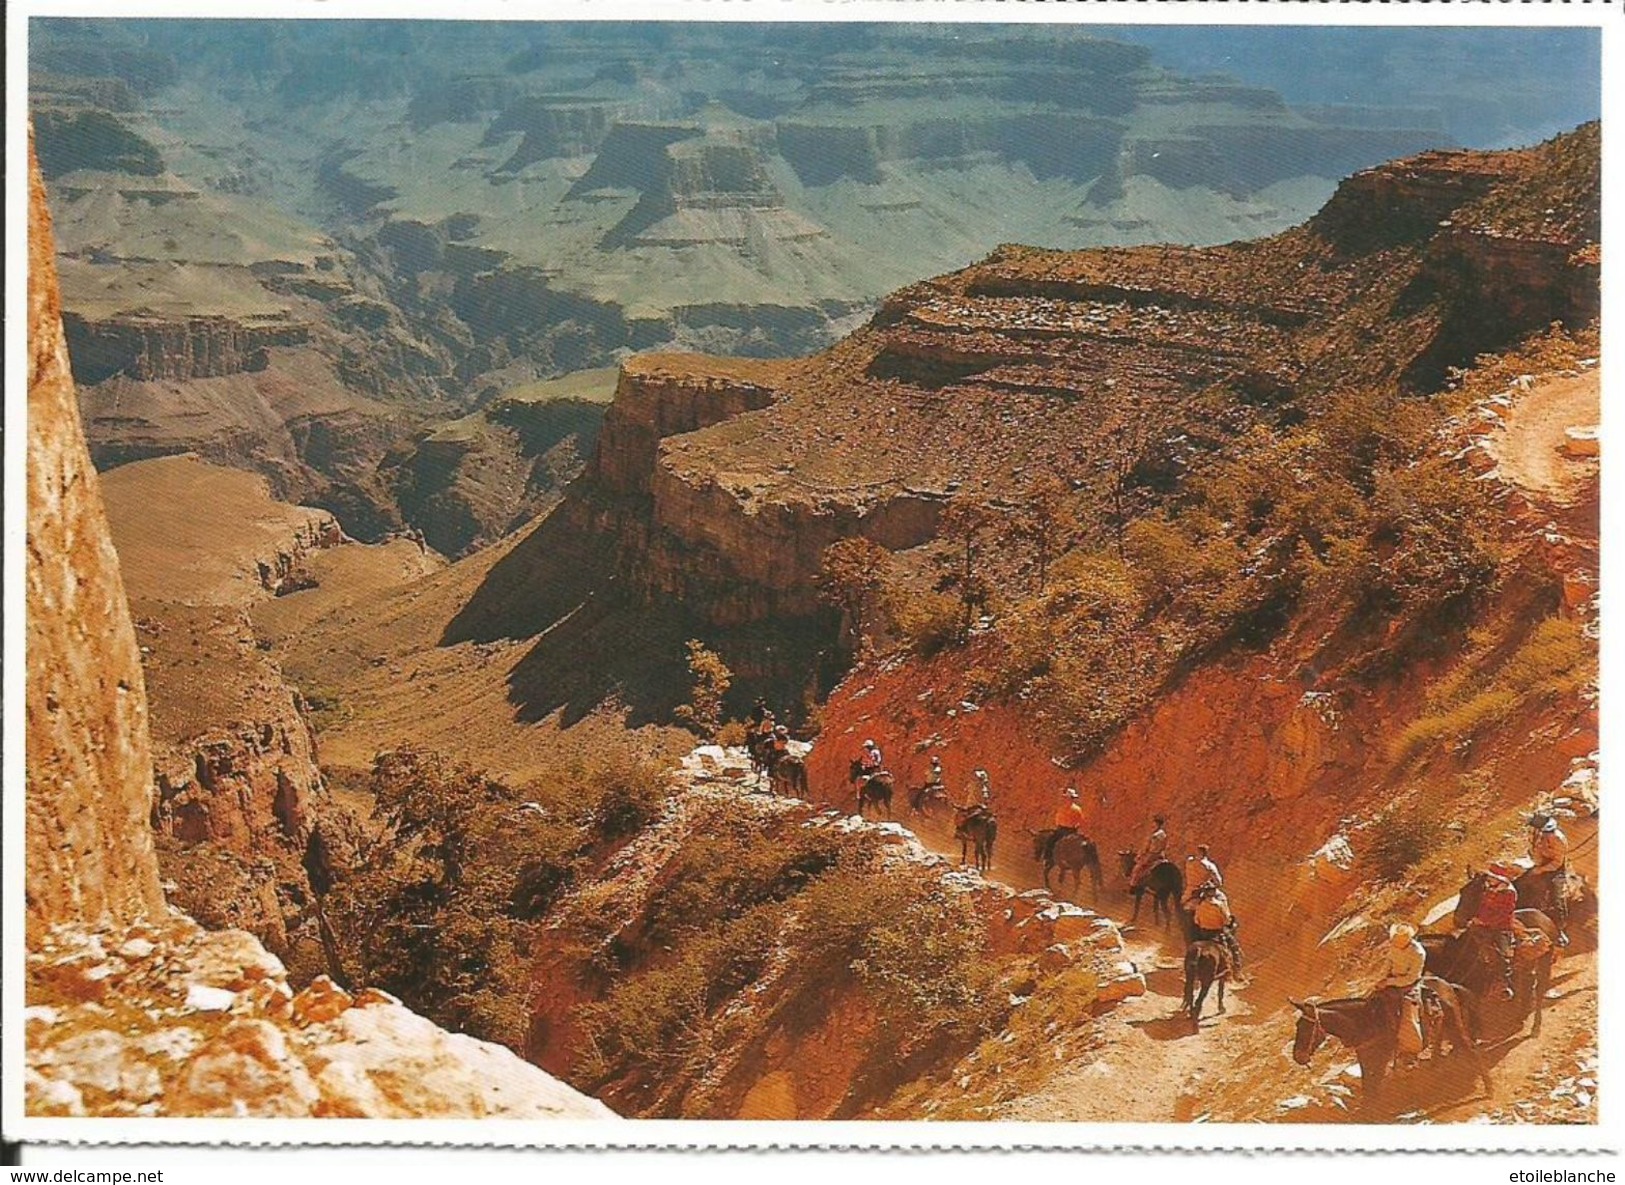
829, 784, 1596, 1123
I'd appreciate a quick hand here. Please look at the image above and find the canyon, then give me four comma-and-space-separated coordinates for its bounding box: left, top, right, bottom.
32, 20, 1524, 551
23, 134, 611, 1121
20, 23, 1602, 1129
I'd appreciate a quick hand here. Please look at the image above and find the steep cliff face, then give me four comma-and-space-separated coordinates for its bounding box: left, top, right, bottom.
25, 133, 614, 1120
62, 311, 310, 384
26, 130, 166, 939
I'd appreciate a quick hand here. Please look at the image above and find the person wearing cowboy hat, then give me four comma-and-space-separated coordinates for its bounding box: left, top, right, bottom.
1128, 814, 1168, 891
1377, 921, 1428, 1058
966, 768, 993, 810
1180, 843, 1224, 910
770, 723, 791, 759
1042, 786, 1086, 868
858, 738, 884, 777
1526, 814, 1571, 946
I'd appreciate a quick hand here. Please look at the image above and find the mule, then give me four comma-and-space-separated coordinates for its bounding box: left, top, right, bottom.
1291, 979, 1488, 1110
909, 781, 949, 818
769, 753, 808, 799
745, 732, 774, 782
849, 759, 894, 819
1429, 872, 1562, 1037
1182, 938, 1231, 1023
1175, 900, 1243, 1022
1514, 865, 1596, 944
1034, 830, 1102, 902
955, 807, 997, 872
1117, 849, 1183, 931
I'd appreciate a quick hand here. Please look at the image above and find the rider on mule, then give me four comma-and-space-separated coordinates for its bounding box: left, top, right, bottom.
1181, 844, 1223, 907
1189, 881, 1245, 983
1042, 787, 1088, 867
1470, 862, 1523, 1000
1376, 921, 1428, 1059
859, 739, 885, 777
913, 755, 948, 812
968, 768, 993, 811
1127, 815, 1169, 890
1527, 815, 1572, 946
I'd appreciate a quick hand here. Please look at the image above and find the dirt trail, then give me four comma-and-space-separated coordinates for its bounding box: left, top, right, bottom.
835, 787, 1598, 1124
1487, 369, 1599, 506
842, 795, 1284, 1122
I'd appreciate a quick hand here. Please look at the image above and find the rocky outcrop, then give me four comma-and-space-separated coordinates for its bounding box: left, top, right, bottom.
26, 917, 616, 1119
591, 354, 788, 496
26, 129, 166, 939
488, 97, 619, 172
525, 744, 1140, 1118
383, 386, 609, 558
25, 133, 614, 1119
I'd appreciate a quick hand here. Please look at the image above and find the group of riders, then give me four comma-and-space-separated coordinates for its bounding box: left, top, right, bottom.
745, 707, 1580, 1057
1374, 813, 1573, 1054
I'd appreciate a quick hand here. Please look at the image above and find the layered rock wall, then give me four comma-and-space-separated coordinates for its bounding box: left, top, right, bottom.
62, 312, 311, 385
591, 355, 784, 496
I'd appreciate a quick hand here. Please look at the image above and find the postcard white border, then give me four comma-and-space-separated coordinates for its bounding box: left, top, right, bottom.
4, 0, 1617, 1153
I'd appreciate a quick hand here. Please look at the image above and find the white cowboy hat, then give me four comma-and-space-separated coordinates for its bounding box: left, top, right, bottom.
1388, 922, 1417, 945
975, 769, 989, 780
863, 739, 876, 748
1064, 788, 1079, 799
1540, 816, 1559, 833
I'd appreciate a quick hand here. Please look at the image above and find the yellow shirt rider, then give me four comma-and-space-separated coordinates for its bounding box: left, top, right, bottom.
1042, 787, 1086, 866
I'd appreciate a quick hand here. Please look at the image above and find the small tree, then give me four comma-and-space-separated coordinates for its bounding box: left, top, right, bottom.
818, 537, 893, 659
1103, 397, 1151, 561
675, 640, 732, 737
939, 496, 994, 638
1014, 472, 1075, 594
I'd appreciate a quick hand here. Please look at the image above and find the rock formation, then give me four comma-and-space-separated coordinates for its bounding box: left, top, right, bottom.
453, 125, 1599, 713
28, 20, 1473, 555
24, 130, 614, 1121
26, 127, 166, 940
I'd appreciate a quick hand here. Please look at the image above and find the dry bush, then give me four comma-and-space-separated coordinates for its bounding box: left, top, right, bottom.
639, 808, 863, 946
714, 719, 750, 748
323, 738, 671, 1051
887, 586, 963, 657
1363, 797, 1451, 882
574, 823, 1003, 1101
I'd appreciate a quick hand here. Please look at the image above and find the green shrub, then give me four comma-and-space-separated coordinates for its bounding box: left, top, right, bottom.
674, 639, 732, 737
